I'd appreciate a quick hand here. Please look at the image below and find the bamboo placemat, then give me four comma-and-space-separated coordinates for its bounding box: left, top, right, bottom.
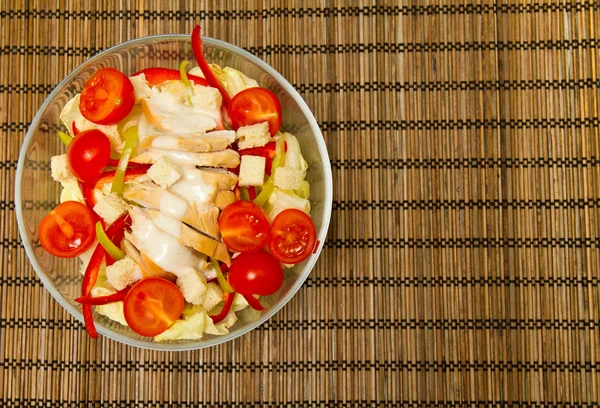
2, 0, 600, 406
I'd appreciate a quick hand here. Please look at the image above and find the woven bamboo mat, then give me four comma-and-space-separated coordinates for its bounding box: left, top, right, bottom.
2, 0, 600, 406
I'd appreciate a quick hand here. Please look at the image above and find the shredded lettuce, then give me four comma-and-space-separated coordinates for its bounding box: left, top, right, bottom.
265, 187, 311, 222
283, 133, 308, 172
155, 299, 243, 341
231, 293, 249, 312
91, 268, 128, 326
294, 180, 311, 199
60, 179, 85, 204
199, 64, 259, 98
204, 310, 238, 335
155, 304, 207, 342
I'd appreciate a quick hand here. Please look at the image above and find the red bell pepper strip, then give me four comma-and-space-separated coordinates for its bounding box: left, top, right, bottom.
80, 214, 131, 338
131, 67, 210, 87
81, 245, 105, 339
191, 25, 231, 108
238, 142, 277, 159
243, 294, 265, 311
247, 186, 257, 201
104, 220, 129, 266
106, 159, 147, 168
72, 121, 80, 136
80, 182, 100, 219
85, 165, 151, 207
239, 142, 286, 175
75, 287, 130, 305
210, 292, 235, 323
313, 239, 321, 254
81, 214, 131, 296
83, 306, 98, 338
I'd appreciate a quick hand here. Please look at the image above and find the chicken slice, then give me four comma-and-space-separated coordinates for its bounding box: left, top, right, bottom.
122, 234, 177, 282
214, 190, 237, 210
145, 209, 231, 265
131, 148, 240, 168
140, 130, 235, 153
124, 183, 221, 239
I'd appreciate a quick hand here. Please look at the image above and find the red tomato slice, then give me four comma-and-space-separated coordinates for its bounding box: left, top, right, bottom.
67, 129, 111, 184
228, 250, 283, 296
228, 88, 282, 136
38, 201, 96, 258
269, 209, 316, 264
123, 277, 184, 337
80, 68, 135, 125
218, 200, 271, 252
132, 67, 211, 87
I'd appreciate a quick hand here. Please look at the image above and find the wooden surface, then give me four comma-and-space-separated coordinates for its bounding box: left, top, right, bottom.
2, 0, 600, 406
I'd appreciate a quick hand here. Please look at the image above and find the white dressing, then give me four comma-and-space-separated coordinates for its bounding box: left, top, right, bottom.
143, 81, 222, 134
159, 191, 189, 219
151, 136, 182, 150
130, 208, 200, 276
152, 213, 182, 239
169, 166, 217, 205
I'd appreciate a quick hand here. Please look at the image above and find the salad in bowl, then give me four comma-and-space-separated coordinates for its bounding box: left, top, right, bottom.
18, 27, 332, 348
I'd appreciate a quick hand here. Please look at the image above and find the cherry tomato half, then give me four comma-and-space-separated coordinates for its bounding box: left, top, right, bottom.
218, 200, 271, 253
123, 277, 185, 337
66, 129, 111, 184
38, 201, 96, 258
80, 68, 135, 125
228, 87, 282, 136
269, 209, 316, 264
228, 250, 283, 296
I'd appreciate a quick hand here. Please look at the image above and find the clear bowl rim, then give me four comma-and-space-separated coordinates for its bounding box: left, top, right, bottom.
15, 34, 333, 351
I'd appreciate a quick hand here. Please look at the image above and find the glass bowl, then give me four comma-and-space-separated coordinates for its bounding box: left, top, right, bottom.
15, 34, 332, 350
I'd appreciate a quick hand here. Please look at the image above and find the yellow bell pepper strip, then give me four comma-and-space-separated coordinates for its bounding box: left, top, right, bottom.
212, 259, 234, 294
179, 60, 191, 88
111, 126, 138, 195
179, 60, 194, 104
58, 130, 72, 146
239, 187, 250, 201
96, 221, 125, 262
253, 137, 285, 207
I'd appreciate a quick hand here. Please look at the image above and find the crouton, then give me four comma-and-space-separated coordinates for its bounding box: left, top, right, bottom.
239, 155, 266, 187
105, 256, 138, 291
202, 282, 224, 313
93, 193, 127, 225
147, 156, 183, 188
236, 122, 270, 149
129, 73, 153, 101
176, 267, 208, 305
190, 84, 223, 110
50, 154, 74, 183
